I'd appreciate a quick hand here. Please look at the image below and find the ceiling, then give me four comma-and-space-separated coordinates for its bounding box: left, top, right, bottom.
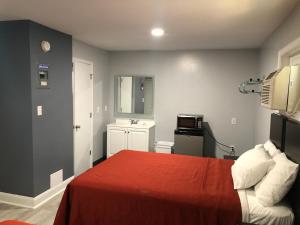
0, 0, 299, 50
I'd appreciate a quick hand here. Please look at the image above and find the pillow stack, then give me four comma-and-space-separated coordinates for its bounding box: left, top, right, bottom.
255, 152, 299, 206
264, 140, 281, 158
231, 140, 299, 207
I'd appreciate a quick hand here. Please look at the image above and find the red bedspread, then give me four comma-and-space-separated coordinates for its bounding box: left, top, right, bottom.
54, 150, 241, 225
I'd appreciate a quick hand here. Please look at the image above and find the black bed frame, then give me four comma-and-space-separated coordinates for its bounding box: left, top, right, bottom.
270, 113, 300, 225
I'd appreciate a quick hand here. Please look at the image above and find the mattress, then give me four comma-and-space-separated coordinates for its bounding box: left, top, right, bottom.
238, 189, 294, 225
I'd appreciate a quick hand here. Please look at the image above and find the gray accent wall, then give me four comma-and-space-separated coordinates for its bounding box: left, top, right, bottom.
72, 40, 109, 160
108, 50, 259, 157
0, 21, 34, 196
29, 22, 73, 196
0, 20, 73, 197
254, 5, 300, 144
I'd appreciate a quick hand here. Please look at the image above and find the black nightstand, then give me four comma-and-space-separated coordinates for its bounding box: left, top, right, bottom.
223, 155, 239, 160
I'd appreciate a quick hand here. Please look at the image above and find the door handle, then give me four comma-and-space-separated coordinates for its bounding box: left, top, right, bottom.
74, 125, 81, 131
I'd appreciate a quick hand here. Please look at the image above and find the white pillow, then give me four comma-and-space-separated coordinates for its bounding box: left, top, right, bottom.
254, 144, 264, 149
255, 153, 299, 207
264, 140, 281, 157
231, 146, 274, 189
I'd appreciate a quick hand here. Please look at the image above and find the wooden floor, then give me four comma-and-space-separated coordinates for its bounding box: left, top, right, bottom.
0, 192, 63, 225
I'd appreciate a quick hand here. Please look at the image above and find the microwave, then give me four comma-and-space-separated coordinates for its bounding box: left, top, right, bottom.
177, 114, 203, 130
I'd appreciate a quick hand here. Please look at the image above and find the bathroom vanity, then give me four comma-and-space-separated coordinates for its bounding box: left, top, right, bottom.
108, 75, 155, 158
107, 119, 155, 158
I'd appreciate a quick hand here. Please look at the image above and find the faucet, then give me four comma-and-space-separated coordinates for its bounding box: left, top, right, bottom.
129, 119, 139, 125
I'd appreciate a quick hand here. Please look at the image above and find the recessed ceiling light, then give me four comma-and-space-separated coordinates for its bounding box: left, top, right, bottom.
151, 28, 164, 37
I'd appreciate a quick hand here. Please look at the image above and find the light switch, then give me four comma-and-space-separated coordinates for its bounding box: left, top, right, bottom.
104, 105, 108, 111
37, 105, 43, 116
96, 106, 100, 113
40, 81, 48, 86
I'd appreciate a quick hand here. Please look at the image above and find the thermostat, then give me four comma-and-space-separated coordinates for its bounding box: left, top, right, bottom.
38, 64, 49, 88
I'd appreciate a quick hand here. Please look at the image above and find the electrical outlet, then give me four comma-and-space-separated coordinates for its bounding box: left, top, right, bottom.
230, 145, 236, 155
231, 117, 237, 125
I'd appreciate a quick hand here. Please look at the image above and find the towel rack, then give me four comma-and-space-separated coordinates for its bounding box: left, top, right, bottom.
239, 78, 262, 94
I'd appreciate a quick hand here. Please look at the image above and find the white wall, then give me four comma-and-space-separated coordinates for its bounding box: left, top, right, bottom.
254, 5, 300, 144
71, 4, 300, 157
108, 50, 259, 156
72, 40, 109, 160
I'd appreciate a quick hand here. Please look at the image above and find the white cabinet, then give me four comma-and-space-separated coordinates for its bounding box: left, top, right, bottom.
107, 120, 155, 158
127, 128, 147, 151
107, 127, 127, 155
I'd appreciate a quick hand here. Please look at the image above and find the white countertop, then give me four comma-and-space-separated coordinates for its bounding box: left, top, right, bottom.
107, 118, 155, 129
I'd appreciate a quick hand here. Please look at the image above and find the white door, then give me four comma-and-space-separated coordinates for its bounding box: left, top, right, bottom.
127, 129, 147, 151
73, 58, 93, 176
108, 128, 127, 155
288, 54, 300, 115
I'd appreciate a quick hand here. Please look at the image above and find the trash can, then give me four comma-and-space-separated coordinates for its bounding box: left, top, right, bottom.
155, 141, 174, 154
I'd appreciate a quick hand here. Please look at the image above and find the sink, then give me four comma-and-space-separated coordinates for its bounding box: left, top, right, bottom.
114, 119, 131, 125
112, 119, 155, 128
131, 123, 147, 128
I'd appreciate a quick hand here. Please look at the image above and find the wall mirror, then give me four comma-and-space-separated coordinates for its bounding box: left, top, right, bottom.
114, 75, 154, 117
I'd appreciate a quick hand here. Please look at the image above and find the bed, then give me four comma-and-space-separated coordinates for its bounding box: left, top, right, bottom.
54, 114, 300, 225
54, 150, 241, 225
238, 188, 294, 224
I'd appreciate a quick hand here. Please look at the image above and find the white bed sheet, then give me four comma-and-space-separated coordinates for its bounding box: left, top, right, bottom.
238, 189, 294, 225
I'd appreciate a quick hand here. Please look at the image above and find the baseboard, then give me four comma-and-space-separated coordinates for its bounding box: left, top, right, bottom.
0, 176, 74, 209
93, 156, 106, 166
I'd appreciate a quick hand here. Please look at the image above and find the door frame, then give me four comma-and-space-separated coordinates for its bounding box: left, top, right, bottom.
72, 57, 94, 171
278, 36, 300, 69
